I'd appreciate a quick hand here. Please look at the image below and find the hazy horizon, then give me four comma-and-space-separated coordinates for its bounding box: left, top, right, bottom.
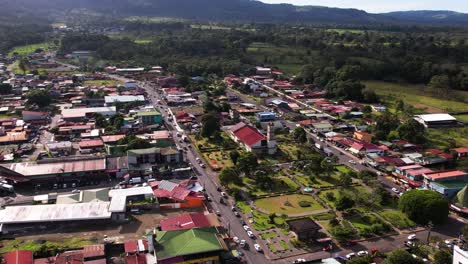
260, 0, 468, 13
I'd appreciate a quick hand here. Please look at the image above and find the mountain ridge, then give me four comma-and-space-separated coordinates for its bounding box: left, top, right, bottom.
2, 0, 468, 25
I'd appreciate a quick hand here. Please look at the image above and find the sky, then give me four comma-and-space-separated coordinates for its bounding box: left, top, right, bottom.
260, 0, 468, 13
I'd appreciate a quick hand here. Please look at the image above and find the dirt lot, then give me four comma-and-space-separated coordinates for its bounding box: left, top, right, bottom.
11, 208, 204, 243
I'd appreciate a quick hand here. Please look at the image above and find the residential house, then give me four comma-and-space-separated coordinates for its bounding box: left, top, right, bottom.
136, 108, 163, 125
354, 131, 373, 143
151, 180, 205, 209
227, 122, 277, 155
21, 111, 48, 124
311, 122, 334, 133
371, 104, 387, 112
61, 107, 116, 122
255, 111, 276, 122
452, 147, 468, 159
255, 66, 272, 75
3, 250, 33, 264
45, 141, 73, 156
104, 95, 145, 106
286, 218, 321, 240
127, 147, 182, 167
160, 213, 219, 231
393, 164, 433, 188
349, 141, 385, 156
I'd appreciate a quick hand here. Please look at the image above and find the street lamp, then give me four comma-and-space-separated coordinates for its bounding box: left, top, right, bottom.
426, 221, 433, 244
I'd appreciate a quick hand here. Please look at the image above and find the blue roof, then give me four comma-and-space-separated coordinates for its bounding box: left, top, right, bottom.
257, 111, 276, 116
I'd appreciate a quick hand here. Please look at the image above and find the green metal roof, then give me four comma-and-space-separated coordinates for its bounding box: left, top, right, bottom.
155, 227, 224, 259
127, 147, 160, 155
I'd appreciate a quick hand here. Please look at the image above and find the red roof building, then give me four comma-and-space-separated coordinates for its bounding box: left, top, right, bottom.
79, 139, 104, 150
124, 240, 148, 254
229, 122, 265, 147
452, 147, 468, 158
125, 254, 147, 264
3, 250, 33, 264
160, 213, 212, 231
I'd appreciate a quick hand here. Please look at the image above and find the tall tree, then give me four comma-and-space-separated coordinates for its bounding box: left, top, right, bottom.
428, 74, 451, 97
26, 89, 51, 107
399, 190, 449, 225
200, 113, 220, 138
293, 127, 307, 144
383, 249, 423, 264
397, 119, 427, 144
237, 152, 258, 176
0, 83, 12, 95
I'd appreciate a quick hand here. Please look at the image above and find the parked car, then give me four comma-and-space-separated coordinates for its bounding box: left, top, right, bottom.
392, 187, 400, 194
348, 160, 356, 164
240, 240, 246, 248
293, 259, 306, 263
234, 211, 240, 217
254, 244, 262, 252
243, 225, 250, 231
247, 231, 255, 238
221, 192, 228, 198
357, 251, 369, 257
345, 253, 356, 259
233, 237, 240, 244
216, 210, 221, 216
408, 234, 417, 240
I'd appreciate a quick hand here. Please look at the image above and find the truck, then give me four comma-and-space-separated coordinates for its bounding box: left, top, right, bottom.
129, 177, 142, 184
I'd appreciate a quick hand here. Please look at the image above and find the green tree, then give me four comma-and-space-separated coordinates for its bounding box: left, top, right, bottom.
219, 167, 241, 185
200, 113, 220, 138
26, 89, 51, 107
18, 57, 30, 74
127, 137, 152, 150
330, 224, 356, 242
347, 256, 374, 264
383, 249, 423, 264
397, 119, 426, 144
320, 158, 334, 177
428, 74, 451, 97
335, 195, 355, 210
433, 250, 452, 264
399, 190, 449, 225
237, 152, 258, 176
339, 173, 352, 187
0, 83, 12, 95
229, 150, 240, 165
293, 127, 307, 144
373, 112, 399, 140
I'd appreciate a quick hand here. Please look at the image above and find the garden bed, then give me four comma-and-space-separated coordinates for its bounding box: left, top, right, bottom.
255, 194, 324, 215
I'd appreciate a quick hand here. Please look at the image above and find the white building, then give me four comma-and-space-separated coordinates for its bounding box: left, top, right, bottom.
414, 113, 458, 128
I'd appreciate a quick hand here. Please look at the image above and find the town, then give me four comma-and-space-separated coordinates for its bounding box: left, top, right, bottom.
0, 6, 467, 264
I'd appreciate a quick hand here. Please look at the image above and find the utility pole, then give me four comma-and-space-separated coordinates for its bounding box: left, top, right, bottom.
426, 221, 433, 244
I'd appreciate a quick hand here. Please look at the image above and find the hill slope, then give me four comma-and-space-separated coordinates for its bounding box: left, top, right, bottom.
2, 0, 467, 25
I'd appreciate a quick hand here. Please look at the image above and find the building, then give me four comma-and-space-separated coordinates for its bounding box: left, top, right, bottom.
154, 227, 227, 264
160, 213, 219, 231
56, 188, 109, 204
354, 131, 372, 143
21, 111, 48, 124
61, 107, 116, 121
127, 147, 182, 167
286, 218, 321, 240
255, 66, 272, 75
371, 105, 387, 112
414, 114, 458, 128
151, 180, 205, 209
311, 122, 334, 133
108, 186, 155, 217
45, 141, 73, 155
136, 109, 163, 125
104, 95, 145, 106
349, 141, 384, 156
79, 139, 104, 153
452, 147, 468, 159
227, 122, 277, 155
0, 157, 108, 186
255, 111, 276, 122
453, 245, 468, 264
393, 164, 432, 188
423, 170, 468, 198
3, 250, 33, 264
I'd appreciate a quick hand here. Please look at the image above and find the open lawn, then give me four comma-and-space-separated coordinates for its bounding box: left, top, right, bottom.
325, 29, 366, 34
84, 80, 123, 86
378, 210, 416, 230
454, 114, 468, 122
189, 133, 238, 151
346, 213, 393, 237
255, 194, 324, 215
318, 186, 369, 209
427, 127, 468, 149
248, 176, 300, 196
365, 81, 468, 113
260, 232, 278, 240
9, 42, 55, 56
310, 211, 335, 221
202, 150, 234, 170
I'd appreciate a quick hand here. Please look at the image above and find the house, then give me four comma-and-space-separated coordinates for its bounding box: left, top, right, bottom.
136, 109, 163, 125
354, 131, 373, 143
423, 170, 468, 198
311, 122, 333, 133
255, 111, 276, 122
349, 141, 384, 156
127, 147, 182, 167
414, 113, 458, 128
270, 99, 289, 109
393, 165, 432, 188
371, 104, 387, 112
3, 250, 33, 264
154, 227, 226, 264
160, 213, 219, 231
227, 122, 277, 155
79, 139, 104, 153
151, 180, 205, 209
255, 66, 272, 75
286, 218, 321, 240
45, 141, 73, 155
0, 131, 28, 145
452, 147, 468, 159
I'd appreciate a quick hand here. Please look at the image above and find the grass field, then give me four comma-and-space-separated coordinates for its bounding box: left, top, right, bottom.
202, 150, 234, 170
365, 81, 468, 113
318, 186, 369, 209
255, 194, 324, 215
260, 232, 278, 240
9, 42, 55, 56
83, 80, 123, 86
427, 127, 468, 149
325, 28, 366, 34
248, 176, 300, 196
134, 39, 153, 44
454, 114, 468, 122
378, 210, 416, 229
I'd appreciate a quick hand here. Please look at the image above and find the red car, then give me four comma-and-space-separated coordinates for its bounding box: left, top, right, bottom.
346, 240, 358, 246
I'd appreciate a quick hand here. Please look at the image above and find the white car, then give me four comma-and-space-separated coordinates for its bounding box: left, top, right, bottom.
247, 231, 255, 238
293, 259, 307, 263
215, 210, 221, 216
243, 225, 250, 231
221, 192, 228, 198
346, 253, 356, 259
348, 160, 356, 164
240, 240, 246, 248
408, 234, 417, 240
392, 187, 400, 194
357, 250, 369, 257
254, 243, 262, 252
233, 237, 240, 244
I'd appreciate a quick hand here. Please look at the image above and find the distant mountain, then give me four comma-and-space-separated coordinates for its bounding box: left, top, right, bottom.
386, 10, 468, 25
2, 0, 467, 26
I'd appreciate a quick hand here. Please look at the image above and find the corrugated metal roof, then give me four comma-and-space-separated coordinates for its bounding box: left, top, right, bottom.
2, 158, 106, 177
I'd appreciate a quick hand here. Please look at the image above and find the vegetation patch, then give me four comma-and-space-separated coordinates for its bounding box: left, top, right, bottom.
378, 210, 416, 229
9, 42, 55, 56
0, 238, 94, 256
255, 194, 324, 215
260, 232, 278, 240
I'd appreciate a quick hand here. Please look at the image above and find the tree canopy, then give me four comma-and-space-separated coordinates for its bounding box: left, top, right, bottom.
399, 190, 449, 225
